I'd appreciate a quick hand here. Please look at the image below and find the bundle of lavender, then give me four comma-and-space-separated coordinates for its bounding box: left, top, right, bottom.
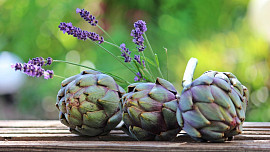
12, 8, 248, 142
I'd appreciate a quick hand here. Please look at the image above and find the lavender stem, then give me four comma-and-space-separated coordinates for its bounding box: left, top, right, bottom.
140, 51, 154, 81
104, 40, 154, 81
97, 25, 116, 44
92, 41, 138, 76
54, 59, 131, 84
164, 47, 169, 80
104, 40, 121, 49
54, 74, 66, 79
143, 33, 164, 79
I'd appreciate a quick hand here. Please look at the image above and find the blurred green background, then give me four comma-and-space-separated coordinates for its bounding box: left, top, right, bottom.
0, 0, 269, 121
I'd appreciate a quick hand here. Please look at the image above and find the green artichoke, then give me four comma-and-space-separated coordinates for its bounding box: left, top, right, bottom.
120, 77, 181, 141
177, 71, 249, 142
56, 70, 125, 136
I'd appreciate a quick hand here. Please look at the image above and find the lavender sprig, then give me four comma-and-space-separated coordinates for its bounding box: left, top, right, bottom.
134, 55, 145, 67
76, 8, 116, 44
76, 8, 98, 26
27, 57, 45, 66
130, 20, 155, 81
27, 57, 53, 66
134, 72, 145, 82
131, 20, 147, 52
131, 20, 164, 79
11, 61, 54, 79
58, 22, 104, 44
45, 57, 53, 66
12, 56, 130, 84
44, 70, 54, 79
120, 43, 131, 62
116, 42, 153, 82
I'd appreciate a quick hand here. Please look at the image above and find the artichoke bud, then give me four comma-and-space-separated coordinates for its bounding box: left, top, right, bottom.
56, 70, 125, 136
177, 70, 249, 142
121, 77, 181, 141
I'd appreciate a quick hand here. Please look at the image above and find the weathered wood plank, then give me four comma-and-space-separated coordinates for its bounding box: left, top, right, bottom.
242, 130, 270, 135
243, 122, 270, 128
0, 140, 270, 151
0, 121, 269, 151
0, 134, 136, 142
243, 128, 270, 131
0, 129, 70, 134
0, 128, 124, 134
0, 120, 65, 128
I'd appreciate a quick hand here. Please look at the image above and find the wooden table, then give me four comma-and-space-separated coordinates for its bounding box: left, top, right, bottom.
0, 121, 269, 151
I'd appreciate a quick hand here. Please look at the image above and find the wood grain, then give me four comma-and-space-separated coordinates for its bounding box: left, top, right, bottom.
0, 120, 269, 151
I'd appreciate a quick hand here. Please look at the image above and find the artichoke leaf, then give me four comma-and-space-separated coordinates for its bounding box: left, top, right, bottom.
79, 101, 99, 113
183, 121, 201, 138
140, 111, 164, 132
83, 110, 107, 128
162, 108, 178, 129
182, 106, 210, 128
76, 74, 97, 87
127, 106, 143, 126
138, 97, 163, 111
196, 102, 225, 121
179, 90, 193, 112
130, 126, 156, 141
76, 125, 104, 136
211, 85, 231, 109
97, 74, 119, 91
149, 85, 176, 103
191, 85, 214, 103
191, 75, 213, 86
84, 85, 107, 103
163, 99, 178, 111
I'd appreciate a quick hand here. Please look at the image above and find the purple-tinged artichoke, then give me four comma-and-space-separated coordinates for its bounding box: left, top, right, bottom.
120, 77, 181, 141
56, 70, 125, 136
177, 58, 249, 142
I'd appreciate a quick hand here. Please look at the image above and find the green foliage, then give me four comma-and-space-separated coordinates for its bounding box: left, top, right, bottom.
0, 0, 268, 121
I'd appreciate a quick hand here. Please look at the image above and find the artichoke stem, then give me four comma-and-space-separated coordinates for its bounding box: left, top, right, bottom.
182, 58, 198, 88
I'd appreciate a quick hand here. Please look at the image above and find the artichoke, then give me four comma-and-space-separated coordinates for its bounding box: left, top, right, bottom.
177, 70, 249, 142
120, 77, 181, 141
56, 70, 125, 136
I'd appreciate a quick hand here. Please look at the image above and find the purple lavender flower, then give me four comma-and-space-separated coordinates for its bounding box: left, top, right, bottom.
142, 60, 145, 67
45, 57, 53, 66
134, 72, 144, 82
134, 20, 147, 33
58, 22, 104, 44
131, 20, 147, 52
120, 43, 131, 62
27, 57, 53, 66
134, 55, 146, 67
11, 63, 23, 71
76, 8, 98, 26
11, 57, 54, 79
44, 70, 54, 79
134, 55, 141, 64
28, 57, 44, 66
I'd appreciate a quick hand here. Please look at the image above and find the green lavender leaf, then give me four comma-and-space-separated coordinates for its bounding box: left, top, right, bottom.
145, 57, 156, 67
133, 60, 152, 82
155, 54, 160, 67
